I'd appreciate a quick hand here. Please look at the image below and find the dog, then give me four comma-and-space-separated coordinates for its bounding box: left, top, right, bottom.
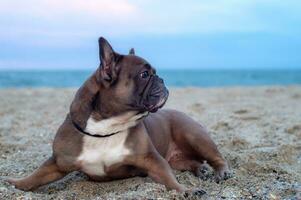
7, 37, 231, 195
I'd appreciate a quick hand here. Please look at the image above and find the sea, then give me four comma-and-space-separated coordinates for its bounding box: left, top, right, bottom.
0, 69, 301, 88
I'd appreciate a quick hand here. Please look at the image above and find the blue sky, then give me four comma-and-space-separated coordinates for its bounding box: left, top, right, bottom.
0, 0, 300, 70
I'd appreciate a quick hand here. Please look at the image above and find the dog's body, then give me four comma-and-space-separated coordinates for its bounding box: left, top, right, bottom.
8, 38, 231, 194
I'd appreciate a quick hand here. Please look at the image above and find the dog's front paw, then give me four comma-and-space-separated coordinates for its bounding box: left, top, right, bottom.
6, 178, 33, 191
183, 188, 207, 198
214, 164, 232, 183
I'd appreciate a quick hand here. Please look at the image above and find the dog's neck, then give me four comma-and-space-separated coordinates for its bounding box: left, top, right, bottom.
84, 111, 149, 137
92, 92, 126, 119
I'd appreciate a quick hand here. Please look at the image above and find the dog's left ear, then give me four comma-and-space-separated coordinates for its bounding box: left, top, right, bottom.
98, 37, 120, 87
70, 72, 99, 130
129, 48, 135, 55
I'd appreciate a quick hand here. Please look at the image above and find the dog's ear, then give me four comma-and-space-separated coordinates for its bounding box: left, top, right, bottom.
70, 72, 99, 130
98, 37, 120, 87
129, 48, 135, 55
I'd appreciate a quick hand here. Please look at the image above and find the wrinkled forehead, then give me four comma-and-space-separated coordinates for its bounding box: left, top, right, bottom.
119, 55, 153, 74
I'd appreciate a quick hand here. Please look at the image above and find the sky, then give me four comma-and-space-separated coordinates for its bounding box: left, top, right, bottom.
0, 0, 301, 70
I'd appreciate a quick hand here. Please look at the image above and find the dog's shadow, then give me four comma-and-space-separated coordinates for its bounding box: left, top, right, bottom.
34, 171, 88, 194
0, 172, 88, 195
34, 172, 145, 195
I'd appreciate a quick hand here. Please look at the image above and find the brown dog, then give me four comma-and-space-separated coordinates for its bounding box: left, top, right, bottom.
7, 37, 231, 195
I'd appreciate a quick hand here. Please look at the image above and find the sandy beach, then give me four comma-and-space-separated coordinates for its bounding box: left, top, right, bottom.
0, 86, 300, 199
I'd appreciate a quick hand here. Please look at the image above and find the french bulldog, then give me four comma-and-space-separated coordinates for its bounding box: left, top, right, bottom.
7, 37, 231, 195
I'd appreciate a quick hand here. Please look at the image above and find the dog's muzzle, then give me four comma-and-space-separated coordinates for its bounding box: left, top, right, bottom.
139, 75, 169, 112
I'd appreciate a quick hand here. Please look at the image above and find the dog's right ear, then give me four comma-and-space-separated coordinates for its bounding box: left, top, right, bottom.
69, 73, 99, 130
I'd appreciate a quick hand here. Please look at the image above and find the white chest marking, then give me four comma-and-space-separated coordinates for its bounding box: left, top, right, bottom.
84, 111, 148, 136
77, 131, 131, 176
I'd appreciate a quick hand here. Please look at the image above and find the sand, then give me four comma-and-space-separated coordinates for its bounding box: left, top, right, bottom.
0, 86, 300, 199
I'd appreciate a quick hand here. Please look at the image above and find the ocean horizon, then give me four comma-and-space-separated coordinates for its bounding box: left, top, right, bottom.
0, 69, 301, 88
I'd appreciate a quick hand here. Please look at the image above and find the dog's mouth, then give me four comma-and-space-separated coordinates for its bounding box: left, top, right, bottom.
139, 74, 169, 113
146, 90, 169, 112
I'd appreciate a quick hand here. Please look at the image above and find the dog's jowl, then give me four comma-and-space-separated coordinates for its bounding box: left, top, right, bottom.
7, 37, 231, 194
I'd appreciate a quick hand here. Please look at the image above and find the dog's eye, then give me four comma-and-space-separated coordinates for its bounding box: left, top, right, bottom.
140, 71, 149, 79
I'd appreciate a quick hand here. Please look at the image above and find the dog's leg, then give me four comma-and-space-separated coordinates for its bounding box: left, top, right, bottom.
7, 156, 68, 191
171, 117, 231, 182
126, 153, 206, 196
177, 126, 232, 182
169, 160, 209, 178
127, 153, 185, 191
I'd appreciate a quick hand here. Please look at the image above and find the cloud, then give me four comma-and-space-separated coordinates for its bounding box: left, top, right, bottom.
1, 0, 300, 70
134, 0, 301, 35
0, 0, 138, 20
1, 0, 300, 47
131, 0, 264, 34
0, 0, 142, 46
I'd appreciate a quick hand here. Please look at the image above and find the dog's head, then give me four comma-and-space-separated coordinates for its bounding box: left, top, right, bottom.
70, 37, 169, 128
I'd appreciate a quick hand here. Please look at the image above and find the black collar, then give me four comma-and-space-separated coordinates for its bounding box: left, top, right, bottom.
71, 118, 120, 138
